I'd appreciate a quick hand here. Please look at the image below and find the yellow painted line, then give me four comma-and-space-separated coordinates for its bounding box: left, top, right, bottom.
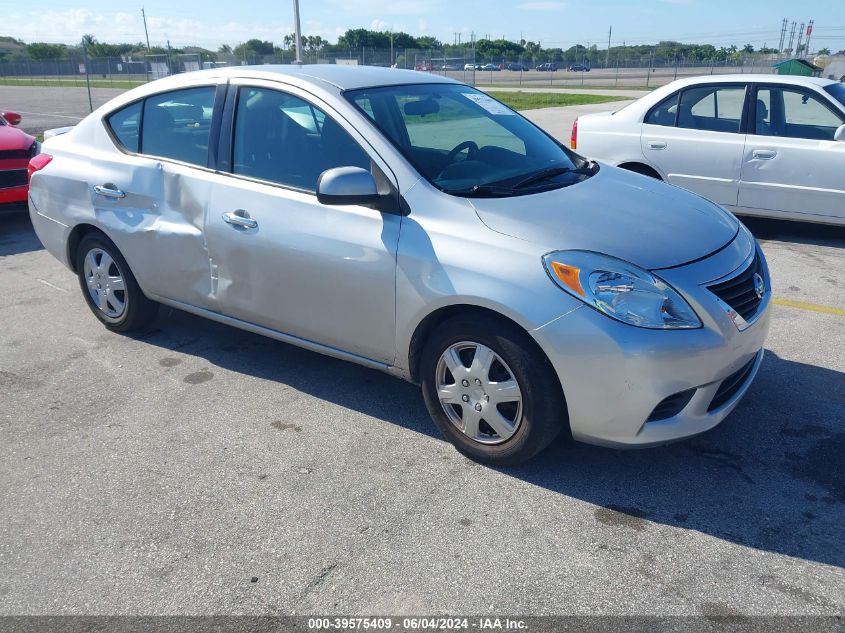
772, 298, 845, 317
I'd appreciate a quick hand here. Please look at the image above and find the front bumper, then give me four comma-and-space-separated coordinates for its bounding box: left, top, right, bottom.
0, 184, 28, 205
532, 235, 771, 448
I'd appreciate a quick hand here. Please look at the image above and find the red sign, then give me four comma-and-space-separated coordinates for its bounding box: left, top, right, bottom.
806, 25, 813, 36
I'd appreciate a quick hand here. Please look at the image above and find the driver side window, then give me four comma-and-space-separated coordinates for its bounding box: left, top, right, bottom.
232, 87, 370, 191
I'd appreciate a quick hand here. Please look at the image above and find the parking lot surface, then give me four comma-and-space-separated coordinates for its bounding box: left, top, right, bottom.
2, 210, 844, 615
1, 85, 844, 616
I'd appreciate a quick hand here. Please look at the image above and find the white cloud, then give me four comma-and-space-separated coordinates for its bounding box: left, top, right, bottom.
370, 19, 389, 31
516, 1, 567, 9
327, 0, 435, 15
1, 8, 297, 49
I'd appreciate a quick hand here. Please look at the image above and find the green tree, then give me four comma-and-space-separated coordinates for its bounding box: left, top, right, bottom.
817, 47, 831, 55
25, 42, 65, 59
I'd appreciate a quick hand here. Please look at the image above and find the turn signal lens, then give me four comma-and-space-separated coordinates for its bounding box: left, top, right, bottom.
570, 118, 578, 150
550, 261, 585, 296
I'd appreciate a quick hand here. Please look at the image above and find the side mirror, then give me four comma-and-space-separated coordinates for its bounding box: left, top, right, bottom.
316, 167, 380, 206
834, 124, 845, 142
1, 111, 22, 126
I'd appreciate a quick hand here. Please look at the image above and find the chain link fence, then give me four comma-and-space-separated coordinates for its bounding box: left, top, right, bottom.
0, 48, 797, 94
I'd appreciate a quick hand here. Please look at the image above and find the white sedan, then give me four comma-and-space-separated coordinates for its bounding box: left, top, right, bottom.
572, 74, 845, 225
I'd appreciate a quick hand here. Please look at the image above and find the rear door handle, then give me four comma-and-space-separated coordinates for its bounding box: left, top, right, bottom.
752, 149, 777, 160
93, 184, 126, 199
647, 141, 667, 150
222, 210, 258, 230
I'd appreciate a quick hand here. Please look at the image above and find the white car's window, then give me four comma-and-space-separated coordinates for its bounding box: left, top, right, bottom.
645, 93, 679, 127
677, 85, 745, 133
232, 87, 370, 191
782, 89, 843, 140
106, 101, 142, 152
141, 87, 215, 166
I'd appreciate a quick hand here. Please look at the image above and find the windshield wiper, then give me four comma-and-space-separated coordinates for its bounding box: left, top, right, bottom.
513, 162, 595, 189
444, 184, 517, 198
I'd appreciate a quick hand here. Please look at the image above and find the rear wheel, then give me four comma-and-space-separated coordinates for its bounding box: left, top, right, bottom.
420, 315, 567, 465
75, 233, 158, 332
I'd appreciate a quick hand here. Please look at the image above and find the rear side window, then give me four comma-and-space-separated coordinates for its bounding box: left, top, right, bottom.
106, 101, 141, 152
676, 85, 746, 133
141, 87, 215, 166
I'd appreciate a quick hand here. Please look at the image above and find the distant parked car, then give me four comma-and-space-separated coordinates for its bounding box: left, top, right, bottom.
440, 64, 461, 71
507, 63, 529, 72
480, 63, 500, 72
0, 111, 38, 208
567, 63, 591, 72
573, 74, 845, 225
463, 63, 481, 71
535, 63, 557, 72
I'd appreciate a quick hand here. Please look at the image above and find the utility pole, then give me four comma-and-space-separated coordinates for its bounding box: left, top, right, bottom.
141, 8, 151, 50
777, 18, 787, 60
292, 0, 303, 64
606, 25, 611, 68
787, 21, 797, 56
796, 22, 805, 57
81, 36, 93, 113
390, 31, 394, 67
804, 20, 814, 57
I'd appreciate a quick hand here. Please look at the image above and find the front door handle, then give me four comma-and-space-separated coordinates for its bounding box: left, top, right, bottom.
647, 140, 667, 150
752, 149, 777, 160
93, 184, 126, 199
222, 210, 258, 229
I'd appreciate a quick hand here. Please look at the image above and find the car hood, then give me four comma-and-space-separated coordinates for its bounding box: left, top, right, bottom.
469, 165, 739, 270
0, 125, 35, 151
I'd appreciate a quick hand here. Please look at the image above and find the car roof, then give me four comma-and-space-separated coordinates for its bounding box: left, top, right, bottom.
662, 73, 836, 89
147, 64, 460, 92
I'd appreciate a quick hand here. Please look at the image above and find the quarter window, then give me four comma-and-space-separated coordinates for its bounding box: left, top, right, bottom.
106, 101, 142, 152
231, 87, 370, 191
645, 93, 679, 127
676, 85, 745, 133
140, 87, 215, 166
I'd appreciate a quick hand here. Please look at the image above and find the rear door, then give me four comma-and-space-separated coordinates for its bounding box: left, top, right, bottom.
94, 82, 223, 308
738, 84, 845, 221
640, 83, 749, 207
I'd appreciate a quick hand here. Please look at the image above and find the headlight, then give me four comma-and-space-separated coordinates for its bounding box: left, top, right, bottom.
543, 250, 701, 329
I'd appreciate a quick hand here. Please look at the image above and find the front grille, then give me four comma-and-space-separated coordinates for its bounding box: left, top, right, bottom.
0, 169, 27, 189
708, 357, 756, 412
707, 252, 765, 321
647, 388, 696, 422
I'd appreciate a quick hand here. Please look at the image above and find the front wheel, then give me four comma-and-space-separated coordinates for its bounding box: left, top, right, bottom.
75, 233, 158, 332
420, 315, 568, 465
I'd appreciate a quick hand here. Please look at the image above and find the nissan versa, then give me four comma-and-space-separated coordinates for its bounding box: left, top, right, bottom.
28, 66, 771, 465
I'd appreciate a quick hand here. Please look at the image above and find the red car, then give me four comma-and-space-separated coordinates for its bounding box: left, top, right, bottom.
0, 111, 38, 207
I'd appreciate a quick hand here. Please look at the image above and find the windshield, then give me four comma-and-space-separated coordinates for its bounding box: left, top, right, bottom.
824, 82, 845, 109
344, 84, 591, 196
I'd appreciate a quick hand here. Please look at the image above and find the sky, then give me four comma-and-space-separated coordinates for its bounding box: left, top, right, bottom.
3, 0, 845, 53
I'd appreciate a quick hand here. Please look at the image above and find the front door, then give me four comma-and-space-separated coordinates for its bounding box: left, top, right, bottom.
738, 84, 845, 221
640, 83, 748, 207
204, 83, 401, 364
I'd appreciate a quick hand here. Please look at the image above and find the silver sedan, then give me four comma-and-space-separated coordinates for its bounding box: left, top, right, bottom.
28, 65, 770, 464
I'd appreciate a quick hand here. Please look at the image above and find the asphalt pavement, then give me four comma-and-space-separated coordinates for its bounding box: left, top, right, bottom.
0, 86, 843, 617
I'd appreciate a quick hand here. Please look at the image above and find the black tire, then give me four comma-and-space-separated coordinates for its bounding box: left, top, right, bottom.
75, 232, 158, 332
420, 314, 568, 466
